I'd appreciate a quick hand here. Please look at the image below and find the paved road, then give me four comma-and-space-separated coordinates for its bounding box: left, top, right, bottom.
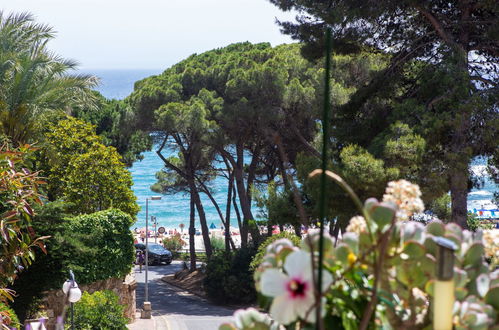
134, 261, 236, 330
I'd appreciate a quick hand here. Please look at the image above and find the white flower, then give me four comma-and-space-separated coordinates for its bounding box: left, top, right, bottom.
233, 307, 272, 329
266, 238, 297, 254
346, 216, 367, 234
383, 180, 424, 221
482, 229, 499, 265
260, 250, 332, 325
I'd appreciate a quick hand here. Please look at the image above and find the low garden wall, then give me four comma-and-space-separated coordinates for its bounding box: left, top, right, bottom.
40, 273, 136, 329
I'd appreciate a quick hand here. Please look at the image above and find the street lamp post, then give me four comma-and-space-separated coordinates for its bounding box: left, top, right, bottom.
142, 196, 161, 319
62, 270, 82, 330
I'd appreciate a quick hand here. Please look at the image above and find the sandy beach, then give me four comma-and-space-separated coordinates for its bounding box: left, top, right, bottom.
133, 226, 242, 252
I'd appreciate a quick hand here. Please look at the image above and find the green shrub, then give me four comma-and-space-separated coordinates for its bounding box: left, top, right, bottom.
210, 236, 225, 252
178, 252, 208, 263
467, 212, 495, 231
0, 302, 20, 329
162, 233, 186, 258
69, 290, 128, 330
250, 232, 301, 271
12, 207, 135, 322
204, 247, 257, 305
67, 209, 135, 283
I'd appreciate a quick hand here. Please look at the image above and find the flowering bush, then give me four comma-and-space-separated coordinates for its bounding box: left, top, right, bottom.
221, 177, 499, 329
162, 233, 186, 258
483, 229, 498, 268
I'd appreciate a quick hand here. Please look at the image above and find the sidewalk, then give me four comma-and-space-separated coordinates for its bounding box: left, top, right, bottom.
127, 313, 155, 330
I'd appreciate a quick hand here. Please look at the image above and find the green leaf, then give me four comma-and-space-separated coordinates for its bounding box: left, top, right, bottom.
426, 220, 445, 236
424, 236, 438, 256
369, 202, 396, 229
464, 243, 485, 267
485, 286, 499, 310
476, 274, 490, 298
455, 287, 468, 300
445, 223, 463, 242
403, 241, 425, 259
342, 232, 359, 254
454, 268, 467, 288
425, 280, 434, 297
364, 197, 379, 212
335, 244, 351, 264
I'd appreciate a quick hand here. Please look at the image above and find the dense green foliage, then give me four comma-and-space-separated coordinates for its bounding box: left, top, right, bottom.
0, 302, 20, 328
0, 11, 140, 323
0, 12, 97, 145
250, 232, 301, 271
10, 201, 71, 321
131, 42, 394, 245
72, 92, 152, 166
130, 41, 451, 240
0, 144, 45, 301
67, 209, 135, 283
41, 116, 139, 217
11, 208, 134, 321
268, 0, 499, 228
429, 194, 452, 222
70, 290, 128, 330
210, 236, 225, 252
204, 248, 257, 305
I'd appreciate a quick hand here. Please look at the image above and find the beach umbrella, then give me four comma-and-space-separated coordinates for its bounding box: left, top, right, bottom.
209, 222, 216, 229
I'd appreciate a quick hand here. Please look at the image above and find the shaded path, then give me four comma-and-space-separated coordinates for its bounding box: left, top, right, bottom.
134, 261, 235, 330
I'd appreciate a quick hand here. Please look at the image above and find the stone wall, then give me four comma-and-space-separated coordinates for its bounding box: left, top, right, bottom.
40, 274, 136, 329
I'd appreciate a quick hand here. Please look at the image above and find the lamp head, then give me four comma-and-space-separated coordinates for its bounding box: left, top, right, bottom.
434, 236, 457, 281
62, 280, 72, 295
68, 285, 82, 303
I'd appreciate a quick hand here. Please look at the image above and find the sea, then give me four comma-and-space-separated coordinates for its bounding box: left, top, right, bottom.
84, 69, 498, 230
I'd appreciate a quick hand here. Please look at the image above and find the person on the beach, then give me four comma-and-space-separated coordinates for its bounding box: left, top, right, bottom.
136, 250, 144, 273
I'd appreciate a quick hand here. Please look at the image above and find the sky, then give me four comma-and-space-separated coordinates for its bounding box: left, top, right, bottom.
0, 0, 297, 70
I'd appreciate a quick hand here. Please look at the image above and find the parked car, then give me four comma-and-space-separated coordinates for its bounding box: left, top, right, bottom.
134, 243, 173, 265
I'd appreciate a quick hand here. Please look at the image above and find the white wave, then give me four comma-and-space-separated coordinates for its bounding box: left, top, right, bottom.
470, 165, 489, 177
468, 190, 493, 197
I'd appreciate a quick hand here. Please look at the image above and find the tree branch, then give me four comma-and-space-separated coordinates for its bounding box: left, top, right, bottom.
415, 5, 456, 47
156, 136, 187, 178
470, 75, 497, 87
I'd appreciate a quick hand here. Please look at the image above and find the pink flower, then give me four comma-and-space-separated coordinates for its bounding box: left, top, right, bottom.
260, 250, 332, 325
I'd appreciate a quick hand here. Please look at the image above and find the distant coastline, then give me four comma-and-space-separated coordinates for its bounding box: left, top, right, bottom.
80, 69, 163, 99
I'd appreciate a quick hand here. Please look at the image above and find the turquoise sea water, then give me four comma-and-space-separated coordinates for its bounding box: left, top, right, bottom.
84, 69, 497, 229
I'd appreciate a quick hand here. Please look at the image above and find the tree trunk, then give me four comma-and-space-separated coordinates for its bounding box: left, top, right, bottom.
232, 184, 244, 246
234, 143, 261, 245
189, 196, 196, 271
225, 171, 234, 252
448, 47, 471, 230
190, 181, 213, 258
273, 132, 308, 226
198, 181, 236, 250
246, 144, 261, 204
450, 167, 469, 229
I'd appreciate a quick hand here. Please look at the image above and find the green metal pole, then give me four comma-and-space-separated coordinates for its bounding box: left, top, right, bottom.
317, 27, 332, 329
